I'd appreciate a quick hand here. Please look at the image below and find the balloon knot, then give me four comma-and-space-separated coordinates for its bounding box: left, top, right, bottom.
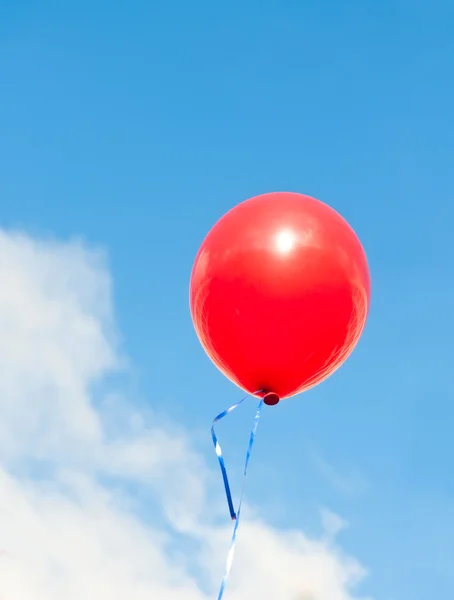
263, 392, 280, 406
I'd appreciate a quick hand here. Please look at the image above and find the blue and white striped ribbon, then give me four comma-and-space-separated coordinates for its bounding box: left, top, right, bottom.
211, 394, 264, 599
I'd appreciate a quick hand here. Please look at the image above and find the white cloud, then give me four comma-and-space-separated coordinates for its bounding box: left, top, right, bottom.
0, 229, 372, 600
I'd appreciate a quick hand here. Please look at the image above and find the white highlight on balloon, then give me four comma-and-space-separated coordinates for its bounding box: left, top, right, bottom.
275, 229, 296, 254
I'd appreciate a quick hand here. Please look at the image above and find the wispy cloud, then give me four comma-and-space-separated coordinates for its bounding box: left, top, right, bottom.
0, 229, 372, 599
310, 450, 369, 497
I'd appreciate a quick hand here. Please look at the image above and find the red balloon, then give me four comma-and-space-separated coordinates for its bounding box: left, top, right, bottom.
190, 192, 371, 400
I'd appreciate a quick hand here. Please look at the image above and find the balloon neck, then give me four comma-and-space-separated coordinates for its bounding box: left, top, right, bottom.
263, 392, 280, 406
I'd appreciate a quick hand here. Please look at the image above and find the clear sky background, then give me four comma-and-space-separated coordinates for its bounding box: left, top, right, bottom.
0, 2, 453, 599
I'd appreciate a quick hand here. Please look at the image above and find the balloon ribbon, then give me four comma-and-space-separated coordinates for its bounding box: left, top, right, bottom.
211, 394, 264, 599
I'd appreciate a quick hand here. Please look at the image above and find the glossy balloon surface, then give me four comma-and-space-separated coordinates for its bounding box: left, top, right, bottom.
190, 192, 371, 399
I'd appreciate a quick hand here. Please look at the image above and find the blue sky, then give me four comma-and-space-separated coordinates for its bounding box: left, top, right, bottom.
0, 1, 453, 598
